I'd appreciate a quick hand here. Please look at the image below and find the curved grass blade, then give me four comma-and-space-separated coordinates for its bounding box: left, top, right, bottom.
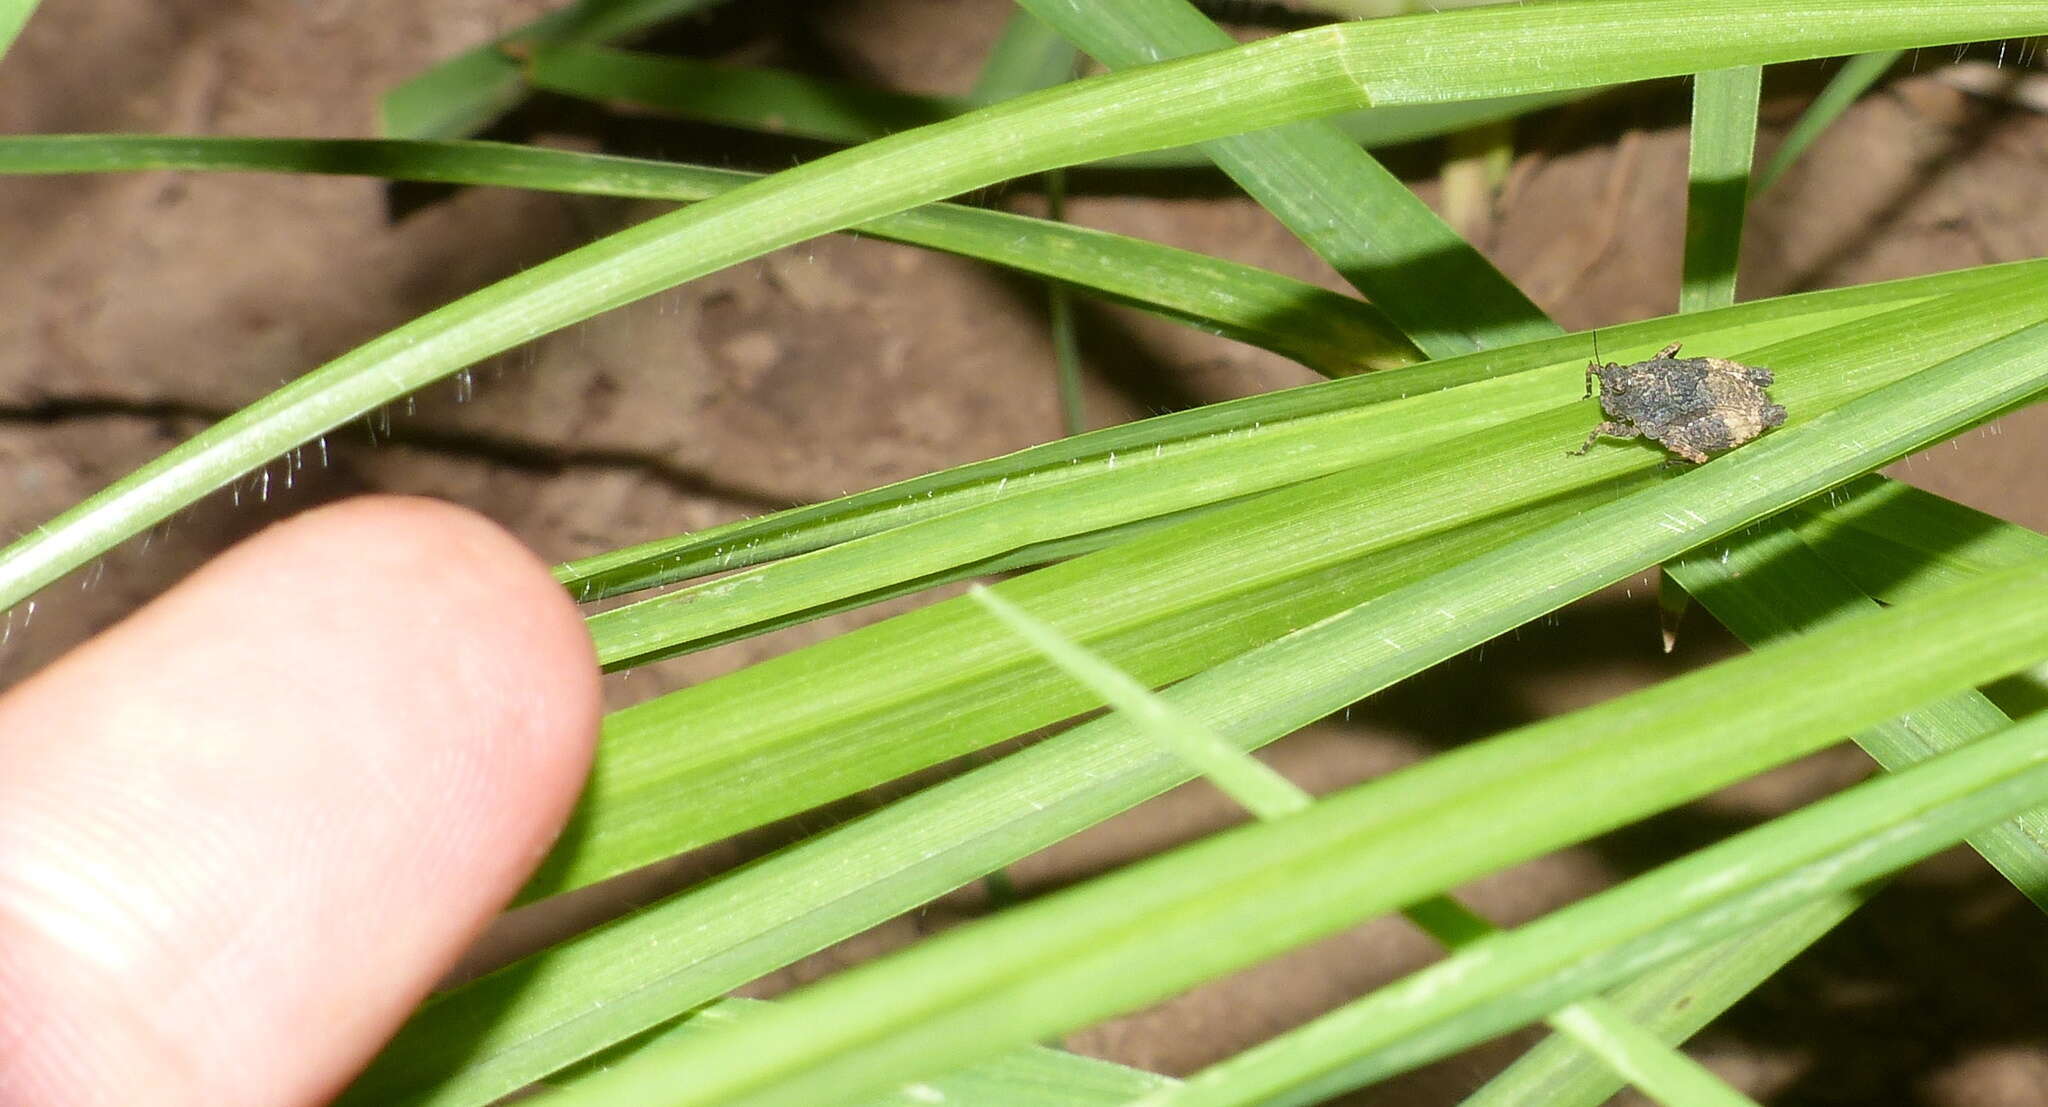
522, 44, 965, 144
1020, 0, 1556, 358
1756, 51, 1902, 193
535, 550, 2048, 1107
6, 1, 2040, 613
0, 134, 1418, 378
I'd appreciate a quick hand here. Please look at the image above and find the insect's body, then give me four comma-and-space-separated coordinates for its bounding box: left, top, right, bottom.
1570, 343, 1786, 464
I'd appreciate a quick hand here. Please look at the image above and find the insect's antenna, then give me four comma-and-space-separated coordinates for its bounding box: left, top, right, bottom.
1591, 328, 1602, 366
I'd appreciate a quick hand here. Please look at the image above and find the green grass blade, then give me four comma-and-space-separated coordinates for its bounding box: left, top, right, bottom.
1148, 703, 2048, 1107
968, 585, 1311, 819
345, 483, 1633, 1107
1756, 51, 1902, 193
535, 555, 2048, 1107
1458, 894, 1872, 1107
1019, 0, 1555, 357
1468, 516, 2045, 1107
0, 0, 39, 62
522, 44, 966, 143
560, 262, 2010, 603
0, 134, 1416, 380
7, 3, 2040, 613
550, 274, 2048, 893
1681, 66, 1763, 311
379, 0, 734, 139
353, 288, 2048, 1098
542, 998, 1173, 1104
967, 587, 1757, 1107
971, 7, 1081, 106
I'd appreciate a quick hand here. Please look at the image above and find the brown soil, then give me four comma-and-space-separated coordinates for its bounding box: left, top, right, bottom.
5, 3, 2047, 1103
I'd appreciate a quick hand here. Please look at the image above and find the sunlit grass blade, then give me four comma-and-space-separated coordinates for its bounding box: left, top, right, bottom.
1756, 50, 1902, 193
379, 0, 733, 139
534, 553, 2048, 1107
967, 587, 1759, 1107
520, 40, 1591, 168
551, 275, 2048, 894
541, 997, 1174, 1104
522, 44, 964, 143
1471, 514, 2046, 1107
1143, 702, 2048, 1107
1020, 0, 1555, 357
353, 294, 2048, 1100
0, 0, 40, 61
7, 2, 2041, 614
1792, 474, 2048, 603
0, 134, 1417, 379
1681, 66, 1763, 311
346, 481, 1636, 1107
564, 261, 2034, 614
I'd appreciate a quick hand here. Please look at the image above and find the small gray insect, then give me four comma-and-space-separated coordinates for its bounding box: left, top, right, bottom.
1568, 342, 1786, 465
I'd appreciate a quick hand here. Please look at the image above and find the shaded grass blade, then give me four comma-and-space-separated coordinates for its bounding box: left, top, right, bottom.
379, 0, 734, 139
0, 134, 1418, 378
1681, 66, 1763, 311
1019, 0, 1555, 357
522, 44, 965, 143
1756, 51, 1902, 193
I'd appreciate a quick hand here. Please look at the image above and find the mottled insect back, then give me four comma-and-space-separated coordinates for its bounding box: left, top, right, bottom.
1569, 342, 1787, 465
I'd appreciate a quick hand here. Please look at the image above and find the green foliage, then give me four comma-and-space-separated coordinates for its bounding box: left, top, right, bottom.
8, 3, 2048, 1106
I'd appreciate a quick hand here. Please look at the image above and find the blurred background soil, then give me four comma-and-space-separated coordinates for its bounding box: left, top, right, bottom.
5, 3, 2048, 1103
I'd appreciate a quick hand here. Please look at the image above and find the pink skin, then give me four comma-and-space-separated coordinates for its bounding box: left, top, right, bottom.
0, 497, 601, 1107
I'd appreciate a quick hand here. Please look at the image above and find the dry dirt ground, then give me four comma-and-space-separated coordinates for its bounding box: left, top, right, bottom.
6, 3, 2048, 1104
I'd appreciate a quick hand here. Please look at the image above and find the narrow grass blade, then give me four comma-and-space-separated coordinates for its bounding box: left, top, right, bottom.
0, 135, 1417, 380
562, 261, 2021, 603
968, 585, 1310, 819
1145, 704, 2048, 1107
1019, 0, 1555, 357
542, 998, 1173, 1104
379, 0, 734, 139
352, 290, 2048, 1100
971, 8, 1082, 106
345, 483, 1635, 1107
0, 0, 39, 62
535, 555, 2048, 1107
1470, 517, 2045, 1107
554, 275, 2048, 894
7, 3, 2040, 612
1756, 50, 1902, 193
967, 587, 1758, 1107
1681, 66, 1763, 312
522, 44, 965, 143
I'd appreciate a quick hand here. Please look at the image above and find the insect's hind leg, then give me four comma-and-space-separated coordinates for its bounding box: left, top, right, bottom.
1568, 421, 1637, 456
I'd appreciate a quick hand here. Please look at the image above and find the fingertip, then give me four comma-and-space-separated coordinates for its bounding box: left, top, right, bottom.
0, 495, 600, 1107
